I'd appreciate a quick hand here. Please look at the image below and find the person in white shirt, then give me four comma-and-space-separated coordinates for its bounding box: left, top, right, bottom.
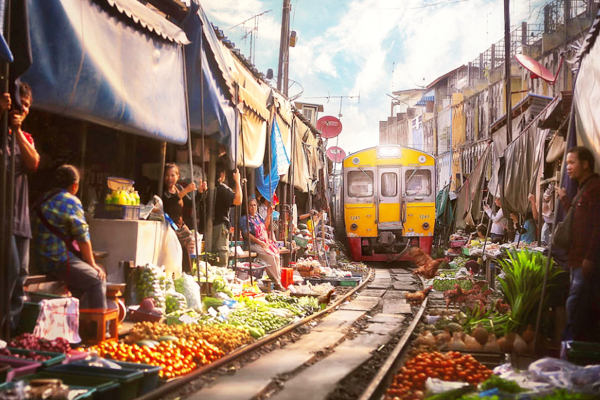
483, 197, 506, 243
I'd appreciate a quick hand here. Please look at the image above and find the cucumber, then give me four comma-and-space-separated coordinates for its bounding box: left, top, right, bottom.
425, 385, 475, 399
248, 328, 263, 339
136, 340, 159, 348
158, 335, 178, 342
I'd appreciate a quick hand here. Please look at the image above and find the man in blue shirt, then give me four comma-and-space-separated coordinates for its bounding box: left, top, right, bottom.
32, 165, 106, 309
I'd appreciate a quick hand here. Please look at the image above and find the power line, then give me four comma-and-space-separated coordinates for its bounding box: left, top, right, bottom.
378, 0, 471, 10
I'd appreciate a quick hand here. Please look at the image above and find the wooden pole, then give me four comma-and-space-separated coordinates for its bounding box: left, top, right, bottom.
158, 142, 167, 196
276, 0, 290, 93
1, 0, 13, 340
504, 0, 512, 144
205, 143, 217, 252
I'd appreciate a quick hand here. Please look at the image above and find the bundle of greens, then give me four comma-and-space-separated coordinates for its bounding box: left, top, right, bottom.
496, 250, 564, 335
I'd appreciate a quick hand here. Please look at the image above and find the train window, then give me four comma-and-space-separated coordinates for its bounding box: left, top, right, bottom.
380, 172, 397, 197
405, 169, 432, 196
347, 171, 374, 198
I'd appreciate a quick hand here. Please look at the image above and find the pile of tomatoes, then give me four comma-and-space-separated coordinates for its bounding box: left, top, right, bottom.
385, 351, 492, 400
88, 338, 224, 379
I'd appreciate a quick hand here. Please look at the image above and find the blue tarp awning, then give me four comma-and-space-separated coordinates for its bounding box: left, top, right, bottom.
183, 2, 236, 146
416, 95, 434, 106
22, 0, 189, 144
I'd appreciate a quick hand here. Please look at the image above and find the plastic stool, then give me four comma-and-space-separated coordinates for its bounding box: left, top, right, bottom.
281, 267, 293, 288
79, 308, 119, 344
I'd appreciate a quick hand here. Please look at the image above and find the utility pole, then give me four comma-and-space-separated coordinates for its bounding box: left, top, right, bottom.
277, 0, 291, 95
504, 0, 512, 144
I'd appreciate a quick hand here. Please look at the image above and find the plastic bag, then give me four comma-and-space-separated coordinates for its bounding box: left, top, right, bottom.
174, 273, 202, 311
158, 221, 183, 278
165, 289, 188, 314
135, 264, 168, 311
528, 357, 600, 395
425, 378, 468, 394
33, 298, 81, 343
146, 195, 165, 221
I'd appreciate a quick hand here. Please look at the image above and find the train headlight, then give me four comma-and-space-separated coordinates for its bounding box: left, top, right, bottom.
418, 155, 427, 164
352, 157, 360, 165
351, 223, 358, 230
377, 146, 401, 158
422, 222, 430, 230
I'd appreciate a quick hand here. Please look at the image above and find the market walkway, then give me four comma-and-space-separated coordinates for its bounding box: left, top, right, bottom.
186, 266, 420, 400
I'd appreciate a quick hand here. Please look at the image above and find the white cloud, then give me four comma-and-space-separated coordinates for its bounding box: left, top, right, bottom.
201, 0, 557, 155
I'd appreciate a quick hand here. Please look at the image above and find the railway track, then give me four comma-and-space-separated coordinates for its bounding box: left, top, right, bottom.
137, 262, 428, 400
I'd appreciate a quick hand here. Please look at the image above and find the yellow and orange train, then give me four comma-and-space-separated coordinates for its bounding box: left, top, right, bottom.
339, 145, 436, 261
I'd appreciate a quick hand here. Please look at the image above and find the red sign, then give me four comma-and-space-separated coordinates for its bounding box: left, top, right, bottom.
326, 146, 346, 163
317, 116, 343, 139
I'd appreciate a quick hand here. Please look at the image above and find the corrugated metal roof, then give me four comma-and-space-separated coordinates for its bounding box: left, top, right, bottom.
576, 9, 600, 63
416, 95, 435, 106
105, 0, 190, 44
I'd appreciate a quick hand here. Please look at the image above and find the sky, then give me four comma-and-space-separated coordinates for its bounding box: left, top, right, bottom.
200, 0, 548, 156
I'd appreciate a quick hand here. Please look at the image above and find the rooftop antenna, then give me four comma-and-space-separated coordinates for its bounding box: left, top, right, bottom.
304, 93, 360, 119
230, 10, 271, 64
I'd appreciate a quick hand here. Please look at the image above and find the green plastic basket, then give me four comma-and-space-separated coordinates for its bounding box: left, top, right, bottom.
6, 348, 66, 368
294, 236, 310, 248
47, 364, 143, 400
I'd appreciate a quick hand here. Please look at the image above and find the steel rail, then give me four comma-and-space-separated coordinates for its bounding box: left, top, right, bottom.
359, 276, 428, 400
137, 267, 375, 400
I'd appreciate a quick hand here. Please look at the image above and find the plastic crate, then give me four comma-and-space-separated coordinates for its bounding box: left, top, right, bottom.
338, 277, 361, 287
110, 361, 162, 395
65, 350, 90, 364
6, 348, 66, 368
47, 364, 143, 400
449, 239, 468, 248
235, 263, 266, 280
0, 356, 41, 382
0, 364, 10, 384
26, 291, 66, 303
565, 341, 600, 365
95, 204, 140, 220
281, 268, 293, 288
0, 380, 95, 399
16, 302, 41, 335
16, 371, 118, 400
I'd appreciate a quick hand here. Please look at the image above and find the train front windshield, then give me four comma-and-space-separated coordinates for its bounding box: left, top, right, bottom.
347, 170, 374, 198
405, 169, 432, 196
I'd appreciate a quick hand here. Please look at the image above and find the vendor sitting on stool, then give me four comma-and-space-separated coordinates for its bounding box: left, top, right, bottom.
32, 165, 107, 309
240, 196, 284, 291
